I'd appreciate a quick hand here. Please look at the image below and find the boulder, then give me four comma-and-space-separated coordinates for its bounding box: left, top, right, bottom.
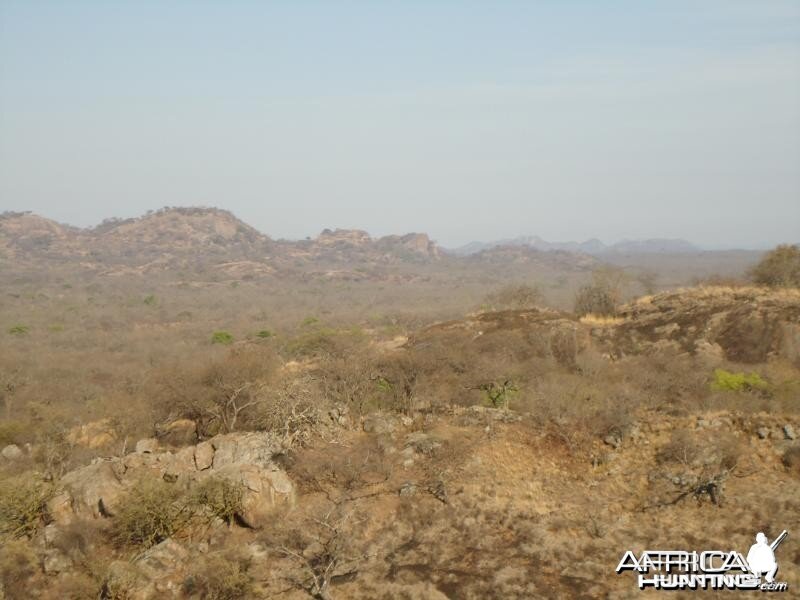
194, 441, 214, 470
1, 444, 23, 460
50, 460, 124, 522
51, 431, 293, 532
215, 463, 295, 528
404, 432, 442, 455
211, 432, 282, 469
363, 413, 399, 435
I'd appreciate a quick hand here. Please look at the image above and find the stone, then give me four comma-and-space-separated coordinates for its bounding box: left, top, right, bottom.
211, 432, 281, 469
156, 419, 197, 446
1, 444, 23, 460
404, 432, 442, 455
399, 482, 418, 496
67, 418, 116, 449
784, 424, 797, 440
135, 438, 159, 454
363, 413, 398, 435
194, 441, 214, 470
214, 463, 295, 528
603, 435, 621, 449
757, 427, 770, 440
50, 460, 124, 521
48, 430, 294, 536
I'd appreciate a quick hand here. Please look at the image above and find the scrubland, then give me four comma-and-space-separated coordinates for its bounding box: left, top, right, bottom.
1, 232, 799, 599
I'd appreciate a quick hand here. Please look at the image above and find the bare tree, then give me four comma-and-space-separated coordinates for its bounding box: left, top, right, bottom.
270, 503, 369, 600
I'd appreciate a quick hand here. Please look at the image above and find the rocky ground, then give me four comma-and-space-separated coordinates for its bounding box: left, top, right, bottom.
1, 286, 799, 599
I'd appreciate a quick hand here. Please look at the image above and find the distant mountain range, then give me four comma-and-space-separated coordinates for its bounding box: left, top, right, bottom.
1, 208, 766, 288
446, 235, 700, 256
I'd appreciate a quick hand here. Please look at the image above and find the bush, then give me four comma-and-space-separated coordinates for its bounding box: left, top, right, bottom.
182, 552, 253, 600
656, 430, 699, 465
192, 477, 243, 526
255, 329, 273, 339
7, 324, 29, 336
143, 294, 157, 306
0, 421, 27, 446
110, 479, 185, 548
711, 369, 769, 393
782, 446, 800, 475
0, 539, 39, 599
574, 284, 616, 317
749, 244, 800, 288
0, 474, 53, 538
211, 331, 234, 345
483, 284, 543, 310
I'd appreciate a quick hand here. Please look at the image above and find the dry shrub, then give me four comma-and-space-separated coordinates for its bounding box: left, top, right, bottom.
574, 284, 617, 317
154, 345, 281, 436
749, 244, 800, 287
192, 477, 243, 527
0, 472, 53, 538
483, 283, 543, 310
549, 327, 578, 370
657, 430, 700, 465
782, 447, 800, 476
0, 538, 39, 599
110, 479, 185, 549
182, 551, 253, 600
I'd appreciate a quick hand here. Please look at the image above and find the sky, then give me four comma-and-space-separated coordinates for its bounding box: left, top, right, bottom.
1, 1, 798, 249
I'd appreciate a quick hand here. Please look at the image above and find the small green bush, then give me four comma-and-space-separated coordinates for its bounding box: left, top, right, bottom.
143, 294, 157, 306
211, 331, 234, 345
711, 369, 769, 393
255, 329, 273, 339
8, 324, 29, 336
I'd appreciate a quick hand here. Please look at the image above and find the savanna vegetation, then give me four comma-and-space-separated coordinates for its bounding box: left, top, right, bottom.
1, 231, 798, 599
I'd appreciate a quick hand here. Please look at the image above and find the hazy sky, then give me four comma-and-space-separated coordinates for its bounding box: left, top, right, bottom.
1, 1, 798, 248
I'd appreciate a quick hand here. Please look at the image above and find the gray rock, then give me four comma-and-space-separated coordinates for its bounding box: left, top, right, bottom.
211, 431, 282, 469
603, 435, 621, 449
404, 432, 442, 455
1, 444, 23, 460
135, 438, 159, 454
363, 413, 398, 435
399, 482, 418, 496
783, 424, 797, 440
757, 427, 771, 440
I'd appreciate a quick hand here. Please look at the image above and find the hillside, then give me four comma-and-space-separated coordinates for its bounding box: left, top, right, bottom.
1, 286, 798, 598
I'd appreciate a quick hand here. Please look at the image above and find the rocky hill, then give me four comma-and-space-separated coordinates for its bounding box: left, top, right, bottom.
3, 209, 614, 288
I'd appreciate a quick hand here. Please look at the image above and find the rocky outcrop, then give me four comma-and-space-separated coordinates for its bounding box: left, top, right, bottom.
48, 431, 294, 528
598, 287, 800, 364
66, 419, 116, 449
